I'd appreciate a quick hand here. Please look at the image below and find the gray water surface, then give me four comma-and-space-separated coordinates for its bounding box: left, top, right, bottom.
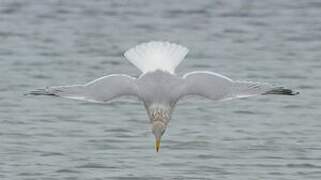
1, 0, 321, 179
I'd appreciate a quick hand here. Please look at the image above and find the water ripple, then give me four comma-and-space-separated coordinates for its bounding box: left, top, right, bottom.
1, 0, 320, 179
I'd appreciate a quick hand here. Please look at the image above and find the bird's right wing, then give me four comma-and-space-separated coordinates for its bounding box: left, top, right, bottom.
28, 74, 139, 103
180, 71, 298, 102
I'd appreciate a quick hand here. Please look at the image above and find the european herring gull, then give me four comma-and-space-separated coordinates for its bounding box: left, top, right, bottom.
29, 41, 299, 152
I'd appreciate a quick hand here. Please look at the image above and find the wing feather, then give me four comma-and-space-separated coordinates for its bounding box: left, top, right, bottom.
28, 74, 139, 103
180, 71, 298, 101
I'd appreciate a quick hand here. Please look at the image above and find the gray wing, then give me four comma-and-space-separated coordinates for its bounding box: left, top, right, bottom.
28, 74, 139, 103
179, 71, 298, 101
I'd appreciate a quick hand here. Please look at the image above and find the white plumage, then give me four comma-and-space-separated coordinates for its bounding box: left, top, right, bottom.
28, 41, 298, 152
124, 41, 188, 74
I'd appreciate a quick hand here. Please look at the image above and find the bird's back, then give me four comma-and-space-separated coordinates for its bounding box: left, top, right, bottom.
136, 70, 183, 106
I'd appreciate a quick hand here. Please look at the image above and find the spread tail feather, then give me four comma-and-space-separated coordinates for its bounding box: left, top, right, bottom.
124, 41, 189, 74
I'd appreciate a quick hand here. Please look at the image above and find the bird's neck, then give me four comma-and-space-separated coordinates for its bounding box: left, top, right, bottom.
147, 104, 173, 125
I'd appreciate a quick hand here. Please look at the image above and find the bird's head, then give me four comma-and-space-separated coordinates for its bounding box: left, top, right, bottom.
151, 121, 167, 152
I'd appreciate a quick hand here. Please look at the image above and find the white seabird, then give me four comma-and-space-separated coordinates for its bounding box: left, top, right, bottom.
29, 41, 299, 152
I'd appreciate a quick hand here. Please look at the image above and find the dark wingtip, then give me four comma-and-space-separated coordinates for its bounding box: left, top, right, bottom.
263, 87, 300, 96
25, 88, 56, 96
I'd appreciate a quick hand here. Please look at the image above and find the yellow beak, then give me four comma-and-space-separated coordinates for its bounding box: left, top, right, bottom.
155, 139, 161, 152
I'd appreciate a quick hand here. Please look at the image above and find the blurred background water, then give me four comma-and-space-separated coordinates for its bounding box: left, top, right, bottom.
0, 0, 320, 179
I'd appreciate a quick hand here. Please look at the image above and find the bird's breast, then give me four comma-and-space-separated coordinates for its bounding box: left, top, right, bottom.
147, 104, 172, 125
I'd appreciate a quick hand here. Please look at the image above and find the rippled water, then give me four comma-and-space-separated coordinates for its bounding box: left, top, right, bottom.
1, 0, 321, 179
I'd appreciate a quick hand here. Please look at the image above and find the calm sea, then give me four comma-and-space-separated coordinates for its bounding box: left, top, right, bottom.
1, 0, 320, 179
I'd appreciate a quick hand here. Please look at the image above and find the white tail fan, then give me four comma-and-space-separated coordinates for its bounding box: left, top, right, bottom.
124, 41, 189, 74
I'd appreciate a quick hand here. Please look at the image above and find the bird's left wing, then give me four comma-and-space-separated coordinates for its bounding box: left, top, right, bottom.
179, 71, 298, 102
28, 74, 139, 103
